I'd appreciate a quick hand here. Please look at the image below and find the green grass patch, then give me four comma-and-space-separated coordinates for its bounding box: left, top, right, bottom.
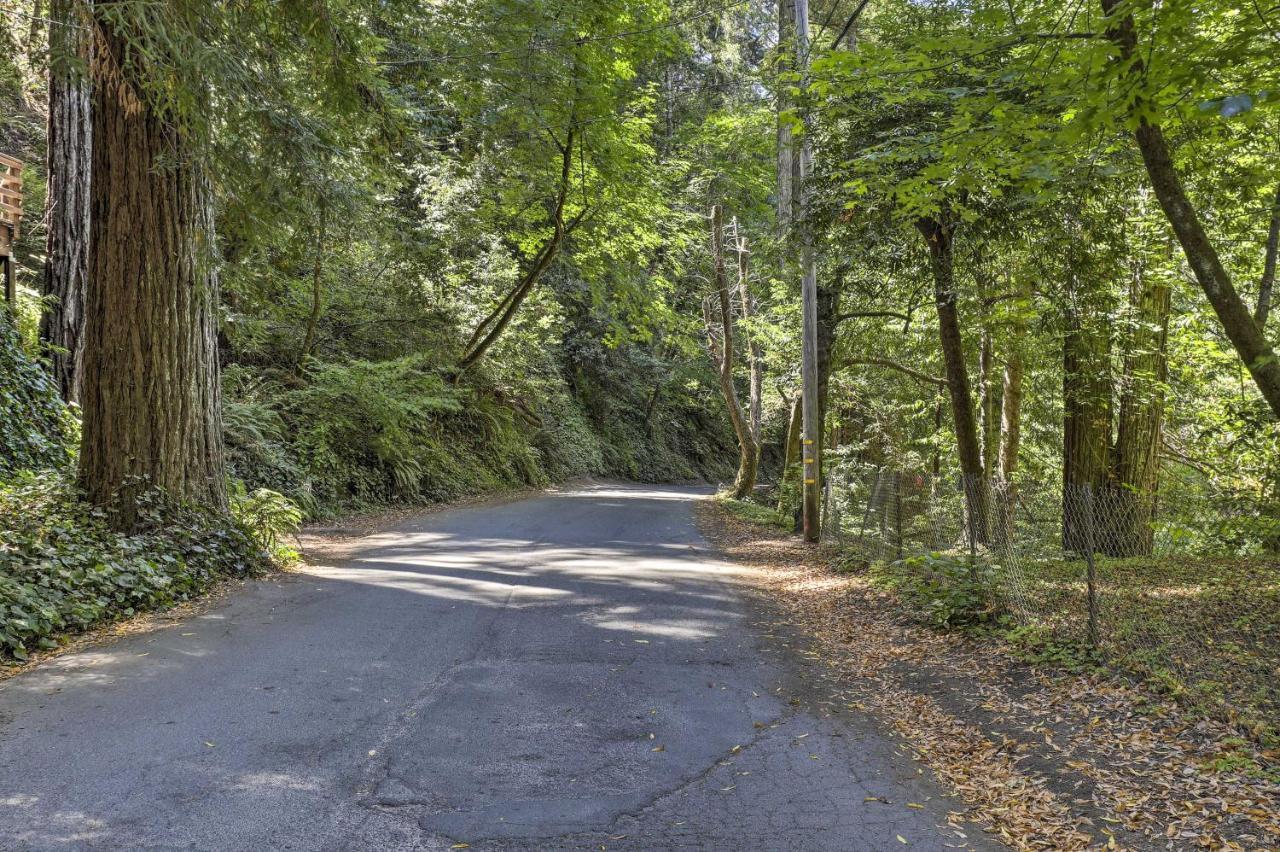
714, 492, 790, 529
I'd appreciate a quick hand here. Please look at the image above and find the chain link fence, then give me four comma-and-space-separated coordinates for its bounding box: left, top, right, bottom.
820, 465, 1280, 738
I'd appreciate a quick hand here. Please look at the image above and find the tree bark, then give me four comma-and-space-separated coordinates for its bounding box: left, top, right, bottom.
816, 279, 839, 450
78, 8, 227, 527
40, 0, 91, 403
776, 0, 797, 232
1255, 186, 1280, 329
737, 233, 764, 447
297, 195, 327, 370
1106, 263, 1170, 556
794, 0, 821, 542
1102, 0, 1280, 418
979, 325, 998, 473
997, 281, 1027, 484
993, 303, 1024, 550
776, 394, 803, 526
707, 205, 758, 499
916, 214, 988, 540
1061, 265, 1113, 553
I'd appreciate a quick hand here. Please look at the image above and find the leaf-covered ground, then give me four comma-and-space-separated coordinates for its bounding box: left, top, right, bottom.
695, 500, 1280, 851
1013, 554, 1280, 744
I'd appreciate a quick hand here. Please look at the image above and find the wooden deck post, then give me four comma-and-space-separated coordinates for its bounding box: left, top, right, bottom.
0, 153, 24, 310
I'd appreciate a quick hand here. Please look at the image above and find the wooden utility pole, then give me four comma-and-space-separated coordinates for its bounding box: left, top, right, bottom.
794, 0, 821, 542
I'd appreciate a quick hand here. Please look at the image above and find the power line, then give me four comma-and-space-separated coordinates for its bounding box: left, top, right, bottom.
0, 4, 81, 30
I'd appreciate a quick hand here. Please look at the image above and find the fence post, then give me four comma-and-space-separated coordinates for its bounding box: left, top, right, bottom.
1083, 484, 1100, 649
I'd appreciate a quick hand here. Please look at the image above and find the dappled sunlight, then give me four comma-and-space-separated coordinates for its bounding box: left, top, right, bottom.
0, 793, 37, 807
228, 771, 323, 793
0, 483, 765, 848
586, 615, 721, 641
320, 564, 574, 605
549, 486, 705, 503
0, 804, 108, 844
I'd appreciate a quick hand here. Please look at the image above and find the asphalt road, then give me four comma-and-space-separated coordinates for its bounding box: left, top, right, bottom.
0, 483, 991, 851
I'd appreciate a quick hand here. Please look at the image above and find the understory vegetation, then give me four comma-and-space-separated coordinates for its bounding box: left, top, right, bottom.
2, 0, 747, 658
700, 502, 1280, 848
1, 0, 1278, 831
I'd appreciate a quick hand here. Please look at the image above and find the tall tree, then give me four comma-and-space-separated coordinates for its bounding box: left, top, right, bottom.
78, 5, 226, 526
1099, 0, 1280, 419
40, 0, 91, 402
918, 213, 989, 541
705, 204, 759, 498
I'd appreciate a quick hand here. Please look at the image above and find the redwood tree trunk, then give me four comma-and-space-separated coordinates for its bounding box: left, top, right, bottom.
1106, 267, 1170, 557
40, 0, 91, 403
78, 10, 227, 526
1061, 269, 1112, 553
917, 214, 988, 541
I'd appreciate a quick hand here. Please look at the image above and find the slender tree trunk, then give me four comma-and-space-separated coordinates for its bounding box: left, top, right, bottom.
816, 280, 839, 457
1102, 0, 1280, 418
975, 258, 1001, 479
298, 196, 327, 370
707, 205, 758, 499
931, 395, 943, 492
794, 0, 821, 542
979, 325, 998, 475
995, 357, 1020, 480
776, 0, 797, 233
1255, 185, 1280, 329
998, 279, 1028, 483
40, 0, 91, 403
777, 394, 803, 526
737, 233, 764, 447
916, 214, 988, 540
994, 278, 1027, 550
773, 0, 805, 528
458, 129, 579, 373
78, 9, 227, 527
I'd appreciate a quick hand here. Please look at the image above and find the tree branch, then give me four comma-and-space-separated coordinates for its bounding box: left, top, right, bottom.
835, 310, 911, 324
842, 357, 948, 387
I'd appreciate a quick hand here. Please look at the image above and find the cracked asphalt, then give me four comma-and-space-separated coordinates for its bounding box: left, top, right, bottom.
0, 483, 994, 850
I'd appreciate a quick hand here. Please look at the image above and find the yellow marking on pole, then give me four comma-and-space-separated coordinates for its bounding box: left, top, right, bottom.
803, 439, 814, 445
803, 458, 814, 464
804, 479, 816, 485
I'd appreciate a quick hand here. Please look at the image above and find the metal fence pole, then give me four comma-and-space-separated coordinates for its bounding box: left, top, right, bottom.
1084, 484, 1100, 648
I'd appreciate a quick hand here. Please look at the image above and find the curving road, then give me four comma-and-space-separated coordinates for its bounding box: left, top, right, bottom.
0, 483, 990, 850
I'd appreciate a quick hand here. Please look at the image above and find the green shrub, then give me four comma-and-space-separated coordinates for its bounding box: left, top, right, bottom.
224, 357, 562, 517
0, 474, 267, 661
0, 314, 72, 476
230, 483, 304, 563
716, 493, 789, 529
533, 393, 606, 480
872, 551, 1003, 629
